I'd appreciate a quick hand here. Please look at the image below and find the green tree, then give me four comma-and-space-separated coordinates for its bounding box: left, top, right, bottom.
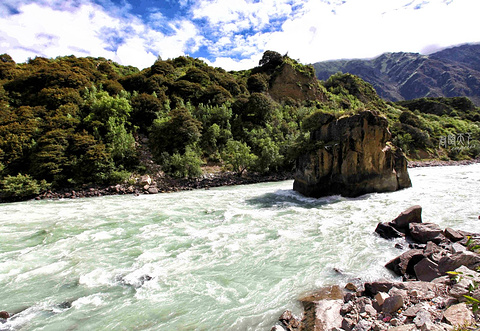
222, 140, 257, 174
149, 107, 202, 157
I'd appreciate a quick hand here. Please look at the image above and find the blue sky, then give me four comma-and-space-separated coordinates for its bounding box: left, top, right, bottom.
1, 0, 479, 70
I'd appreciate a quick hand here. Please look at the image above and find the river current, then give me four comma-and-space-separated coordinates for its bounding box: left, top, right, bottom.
1, 164, 479, 330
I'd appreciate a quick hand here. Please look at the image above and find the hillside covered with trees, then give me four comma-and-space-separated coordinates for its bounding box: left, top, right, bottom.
1, 51, 479, 200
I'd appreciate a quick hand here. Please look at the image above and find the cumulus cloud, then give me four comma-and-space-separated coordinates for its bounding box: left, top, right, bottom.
0, 0, 203, 69
1, 0, 479, 71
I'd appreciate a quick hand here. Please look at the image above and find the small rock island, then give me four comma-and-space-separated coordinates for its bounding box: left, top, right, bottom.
293, 111, 412, 198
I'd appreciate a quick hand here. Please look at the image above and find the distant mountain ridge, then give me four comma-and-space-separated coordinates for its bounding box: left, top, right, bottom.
313, 44, 480, 106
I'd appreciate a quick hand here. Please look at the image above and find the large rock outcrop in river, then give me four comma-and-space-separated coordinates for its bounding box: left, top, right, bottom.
293, 111, 411, 198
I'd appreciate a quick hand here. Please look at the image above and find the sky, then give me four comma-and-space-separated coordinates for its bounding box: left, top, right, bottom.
1, 0, 479, 71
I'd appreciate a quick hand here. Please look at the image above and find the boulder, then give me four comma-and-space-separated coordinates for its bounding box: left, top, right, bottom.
413, 309, 432, 328
382, 295, 404, 313
390, 205, 422, 231
300, 285, 344, 331
385, 249, 425, 277
374, 292, 389, 306
363, 280, 395, 296
0, 311, 9, 319
375, 222, 405, 239
442, 303, 474, 326
438, 251, 480, 273
293, 111, 411, 198
147, 187, 159, 194
413, 258, 441, 282
443, 228, 464, 242
139, 175, 152, 185
409, 223, 444, 244
278, 310, 301, 330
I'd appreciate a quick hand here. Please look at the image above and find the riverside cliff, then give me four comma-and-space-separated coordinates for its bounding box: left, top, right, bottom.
293, 111, 411, 198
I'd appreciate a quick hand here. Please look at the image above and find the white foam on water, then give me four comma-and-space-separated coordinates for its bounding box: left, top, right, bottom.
1, 165, 479, 330
72, 294, 105, 308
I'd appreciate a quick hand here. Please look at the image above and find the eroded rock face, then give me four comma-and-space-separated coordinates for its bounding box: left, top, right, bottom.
293, 111, 412, 198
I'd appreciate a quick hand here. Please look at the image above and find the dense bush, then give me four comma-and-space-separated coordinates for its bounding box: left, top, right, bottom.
0, 174, 50, 199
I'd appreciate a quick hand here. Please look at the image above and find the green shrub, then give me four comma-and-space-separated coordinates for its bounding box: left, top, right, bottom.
0, 174, 50, 199
107, 170, 132, 184
163, 146, 203, 178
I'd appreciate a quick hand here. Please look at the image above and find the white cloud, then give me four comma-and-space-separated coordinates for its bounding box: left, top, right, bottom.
1, 0, 479, 72
0, 0, 203, 69
203, 54, 261, 71
264, 0, 480, 64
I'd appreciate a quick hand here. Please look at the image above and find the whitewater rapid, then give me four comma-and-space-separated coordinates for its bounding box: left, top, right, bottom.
0, 164, 479, 330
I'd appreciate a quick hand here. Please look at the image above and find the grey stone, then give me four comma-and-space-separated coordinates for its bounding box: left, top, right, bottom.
444, 228, 464, 242
375, 222, 404, 239
385, 249, 425, 277
341, 317, 356, 331
341, 302, 354, 314
363, 281, 395, 296
364, 304, 377, 317
391, 205, 422, 230
409, 223, 444, 244
442, 303, 474, 326
382, 295, 404, 314
414, 258, 441, 281
147, 187, 159, 194
353, 319, 372, 331
389, 326, 417, 331
313, 299, 343, 331
438, 251, 480, 273
403, 303, 422, 317
413, 309, 432, 328
374, 292, 389, 306
451, 242, 466, 253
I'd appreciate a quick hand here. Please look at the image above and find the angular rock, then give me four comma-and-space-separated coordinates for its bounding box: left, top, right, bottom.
444, 228, 464, 242
389, 326, 417, 331
375, 222, 405, 239
293, 111, 411, 198
390, 205, 422, 231
301, 299, 343, 331
413, 308, 432, 328
382, 295, 404, 314
147, 187, 159, 194
139, 175, 152, 185
403, 304, 422, 318
345, 283, 358, 292
409, 223, 444, 244
442, 303, 474, 326
341, 317, 356, 331
414, 258, 441, 282
451, 242, 466, 253
278, 310, 301, 330
364, 304, 377, 317
385, 249, 425, 277
363, 281, 395, 296
374, 292, 389, 306
353, 319, 372, 331
300, 285, 344, 331
438, 251, 480, 273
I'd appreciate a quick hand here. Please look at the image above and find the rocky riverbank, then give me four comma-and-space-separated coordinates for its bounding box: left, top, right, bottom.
272, 206, 480, 331
27, 171, 293, 201
407, 157, 480, 168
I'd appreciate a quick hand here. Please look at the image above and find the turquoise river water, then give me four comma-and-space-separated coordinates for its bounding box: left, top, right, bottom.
1, 164, 479, 330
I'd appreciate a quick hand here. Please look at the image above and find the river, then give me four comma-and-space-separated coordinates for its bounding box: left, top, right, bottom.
1, 164, 479, 330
